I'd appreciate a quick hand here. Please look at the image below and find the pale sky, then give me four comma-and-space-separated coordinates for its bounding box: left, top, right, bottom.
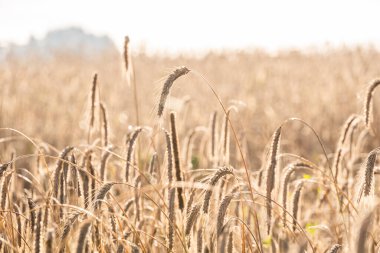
0, 0, 380, 53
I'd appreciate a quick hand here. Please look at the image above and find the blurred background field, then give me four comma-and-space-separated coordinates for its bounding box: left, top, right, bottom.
2, 31, 380, 168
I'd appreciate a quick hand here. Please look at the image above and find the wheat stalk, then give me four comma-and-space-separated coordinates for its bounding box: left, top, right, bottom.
0, 163, 8, 178
364, 79, 380, 128
34, 209, 43, 253
94, 182, 115, 210
203, 167, 234, 214
265, 126, 281, 234
99, 102, 109, 146
281, 162, 312, 227
326, 244, 342, 253
356, 208, 375, 253
76, 221, 92, 253
357, 148, 378, 203
185, 203, 201, 235
100, 145, 113, 182
157, 66, 190, 117
124, 36, 130, 72
53, 146, 74, 198
227, 232, 233, 253
292, 180, 304, 232
333, 114, 361, 181
216, 187, 238, 236
167, 188, 176, 252
170, 112, 185, 211
125, 127, 143, 182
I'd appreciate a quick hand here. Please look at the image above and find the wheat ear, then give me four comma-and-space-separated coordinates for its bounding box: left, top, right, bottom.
356, 208, 375, 253
76, 221, 92, 253
326, 244, 341, 253
170, 112, 185, 210
292, 181, 304, 231
364, 79, 380, 127
357, 148, 378, 203
203, 167, 234, 214
94, 182, 115, 210
281, 162, 312, 227
265, 126, 281, 234
53, 146, 74, 198
99, 102, 109, 146
216, 187, 238, 236
125, 127, 143, 182
167, 188, 176, 252
333, 114, 360, 181
33, 209, 43, 253
157, 66, 190, 117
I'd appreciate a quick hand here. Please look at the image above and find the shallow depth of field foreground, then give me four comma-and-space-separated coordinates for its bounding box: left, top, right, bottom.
1, 45, 380, 253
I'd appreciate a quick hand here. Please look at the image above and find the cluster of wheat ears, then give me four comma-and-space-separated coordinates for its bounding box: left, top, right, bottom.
0, 39, 380, 253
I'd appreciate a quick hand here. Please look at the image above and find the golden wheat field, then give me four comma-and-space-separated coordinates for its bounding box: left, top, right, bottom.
1, 43, 380, 253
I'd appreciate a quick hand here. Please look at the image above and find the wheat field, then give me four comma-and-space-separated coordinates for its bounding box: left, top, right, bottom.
1, 44, 380, 252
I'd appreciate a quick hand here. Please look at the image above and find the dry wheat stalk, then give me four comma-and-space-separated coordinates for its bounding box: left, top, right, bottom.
69, 154, 80, 199
46, 229, 54, 252
148, 152, 158, 175
124, 198, 134, 213
281, 162, 312, 227
203, 167, 234, 214
100, 146, 113, 182
292, 180, 304, 232
157, 66, 190, 117
90, 73, 97, 128
134, 175, 141, 222
217, 187, 238, 236
84, 153, 96, 203
53, 146, 74, 198
99, 102, 109, 146
167, 188, 176, 252
13, 203, 22, 247
94, 182, 115, 210
265, 126, 281, 234
220, 108, 233, 165
79, 169, 90, 209
27, 197, 37, 231
227, 232, 233, 253
333, 114, 361, 181
76, 221, 92, 253
124, 36, 130, 72
0, 163, 8, 178
186, 189, 196, 216
326, 244, 342, 253
197, 229, 203, 253
34, 209, 43, 253
356, 208, 375, 253
170, 112, 185, 211
125, 127, 143, 182
210, 111, 218, 163
42, 198, 50, 233
185, 203, 201, 237
364, 79, 380, 127
164, 129, 174, 184
357, 148, 378, 203
0, 173, 11, 210
60, 212, 80, 249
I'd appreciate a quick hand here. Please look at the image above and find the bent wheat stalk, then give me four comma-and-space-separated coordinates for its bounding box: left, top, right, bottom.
157, 66, 190, 117
364, 79, 380, 128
